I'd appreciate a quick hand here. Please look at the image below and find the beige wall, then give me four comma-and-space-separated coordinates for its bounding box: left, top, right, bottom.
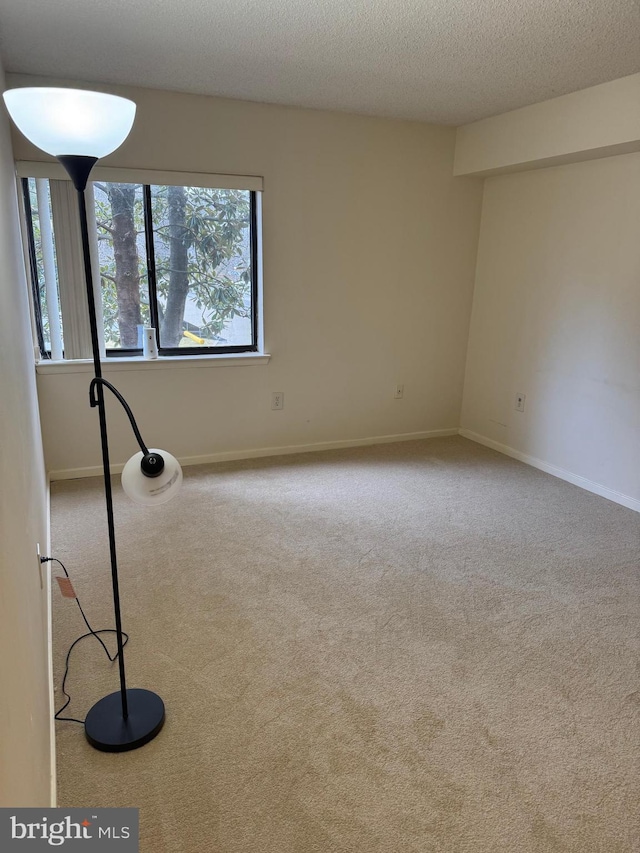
0, 62, 53, 804
454, 73, 640, 176
8, 74, 483, 476
461, 152, 640, 507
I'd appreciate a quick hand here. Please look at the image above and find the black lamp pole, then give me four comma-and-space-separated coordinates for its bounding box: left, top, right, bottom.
60, 155, 165, 752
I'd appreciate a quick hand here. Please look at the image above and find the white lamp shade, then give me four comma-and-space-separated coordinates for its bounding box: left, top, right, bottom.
3, 87, 136, 158
121, 449, 183, 506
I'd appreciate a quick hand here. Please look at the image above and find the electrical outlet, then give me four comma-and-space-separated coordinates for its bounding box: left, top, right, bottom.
394, 384, 404, 399
515, 393, 526, 412
271, 392, 284, 410
36, 543, 43, 589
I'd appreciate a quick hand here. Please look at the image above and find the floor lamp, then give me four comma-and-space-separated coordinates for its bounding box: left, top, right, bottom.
4, 87, 183, 752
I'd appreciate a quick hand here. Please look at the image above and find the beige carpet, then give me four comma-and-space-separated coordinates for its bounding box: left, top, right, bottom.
50, 436, 640, 852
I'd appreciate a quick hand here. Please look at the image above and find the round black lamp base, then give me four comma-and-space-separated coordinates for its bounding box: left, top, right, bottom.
85, 688, 165, 752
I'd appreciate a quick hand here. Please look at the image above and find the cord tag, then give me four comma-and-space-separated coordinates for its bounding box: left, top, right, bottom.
56, 576, 77, 599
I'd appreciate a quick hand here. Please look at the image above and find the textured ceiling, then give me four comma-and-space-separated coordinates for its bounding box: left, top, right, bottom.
0, 0, 638, 125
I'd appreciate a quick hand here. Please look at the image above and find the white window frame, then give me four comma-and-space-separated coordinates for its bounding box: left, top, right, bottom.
17, 162, 266, 367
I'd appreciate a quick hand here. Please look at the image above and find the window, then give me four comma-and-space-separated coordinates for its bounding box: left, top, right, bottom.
19, 165, 262, 360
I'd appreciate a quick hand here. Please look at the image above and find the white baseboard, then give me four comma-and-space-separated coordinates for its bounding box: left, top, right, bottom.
48, 428, 460, 481
459, 428, 640, 513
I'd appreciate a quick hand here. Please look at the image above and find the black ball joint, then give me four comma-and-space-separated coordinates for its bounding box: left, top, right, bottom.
140, 452, 165, 478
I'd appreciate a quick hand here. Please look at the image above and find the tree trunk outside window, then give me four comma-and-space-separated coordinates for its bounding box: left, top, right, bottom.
107, 183, 141, 348
161, 185, 189, 347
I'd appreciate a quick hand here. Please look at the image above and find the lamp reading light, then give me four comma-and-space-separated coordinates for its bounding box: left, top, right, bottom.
122, 449, 183, 506
4, 87, 178, 752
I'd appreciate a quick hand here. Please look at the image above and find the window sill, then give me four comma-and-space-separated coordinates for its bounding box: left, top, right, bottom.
35, 353, 271, 375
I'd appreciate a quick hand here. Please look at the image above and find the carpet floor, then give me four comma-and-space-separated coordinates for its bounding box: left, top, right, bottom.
50, 436, 640, 853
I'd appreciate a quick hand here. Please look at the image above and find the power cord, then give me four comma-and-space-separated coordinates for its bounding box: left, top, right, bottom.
41, 557, 130, 725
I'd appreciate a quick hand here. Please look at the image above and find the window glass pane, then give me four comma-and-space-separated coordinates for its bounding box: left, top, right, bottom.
150, 185, 252, 349
93, 182, 149, 349
28, 178, 63, 355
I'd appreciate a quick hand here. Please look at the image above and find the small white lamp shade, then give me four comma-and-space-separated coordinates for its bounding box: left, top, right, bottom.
2, 87, 136, 158
121, 449, 183, 506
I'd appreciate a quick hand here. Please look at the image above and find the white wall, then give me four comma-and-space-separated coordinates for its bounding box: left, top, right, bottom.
461, 152, 640, 507
8, 74, 483, 477
0, 60, 53, 804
